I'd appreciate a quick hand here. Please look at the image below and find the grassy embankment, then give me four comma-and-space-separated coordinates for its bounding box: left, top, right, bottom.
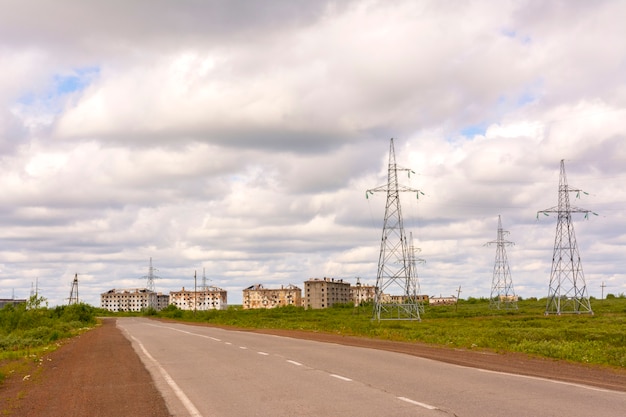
0, 298, 98, 384
144, 296, 626, 368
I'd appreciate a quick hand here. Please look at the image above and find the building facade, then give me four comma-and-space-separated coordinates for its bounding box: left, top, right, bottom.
169, 287, 227, 310
350, 283, 377, 306
100, 288, 168, 312
304, 277, 351, 309
242, 284, 302, 309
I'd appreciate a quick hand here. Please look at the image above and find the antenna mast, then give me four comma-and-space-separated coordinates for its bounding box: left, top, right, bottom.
366, 138, 424, 321
537, 160, 595, 315
485, 215, 517, 309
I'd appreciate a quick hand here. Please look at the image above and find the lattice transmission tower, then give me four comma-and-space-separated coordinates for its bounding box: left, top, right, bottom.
366, 138, 424, 321
144, 257, 159, 309
68, 273, 79, 305
485, 215, 517, 310
537, 160, 596, 315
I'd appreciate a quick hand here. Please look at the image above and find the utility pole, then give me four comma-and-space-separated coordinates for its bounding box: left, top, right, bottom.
194, 270, 197, 316
484, 215, 518, 310
538, 160, 596, 315
366, 138, 425, 321
601, 282, 606, 300
456, 286, 462, 311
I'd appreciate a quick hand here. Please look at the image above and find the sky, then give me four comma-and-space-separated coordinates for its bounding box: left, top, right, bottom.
1, 0, 625, 307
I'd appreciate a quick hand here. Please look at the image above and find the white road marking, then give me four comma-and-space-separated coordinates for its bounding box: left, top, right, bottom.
287, 360, 303, 366
239, 346, 247, 350
397, 396, 438, 410
330, 374, 352, 382
257, 352, 269, 356
225, 342, 232, 345
129, 335, 203, 417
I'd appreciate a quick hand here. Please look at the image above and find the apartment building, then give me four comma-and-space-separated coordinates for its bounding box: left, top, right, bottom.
100, 288, 169, 312
169, 286, 227, 310
242, 283, 302, 309
304, 277, 351, 309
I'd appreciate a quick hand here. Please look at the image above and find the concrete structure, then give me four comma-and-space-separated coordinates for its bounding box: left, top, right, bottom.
429, 296, 457, 306
242, 284, 302, 309
350, 283, 376, 306
0, 298, 27, 308
169, 286, 227, 311
386, 294, 429, 304
304, 277, 351, 309
100, 288, 168, 312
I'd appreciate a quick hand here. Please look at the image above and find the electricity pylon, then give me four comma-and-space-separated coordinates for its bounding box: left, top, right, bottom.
538, 160, 596, 315
144, 257, 159, 309
485, 215, 517, 310
366, 138, 424, 321
68, 273, 79, 305
408, 231, 426, 313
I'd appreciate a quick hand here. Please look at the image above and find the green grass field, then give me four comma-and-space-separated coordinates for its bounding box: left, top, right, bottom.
149, 296, 626, 368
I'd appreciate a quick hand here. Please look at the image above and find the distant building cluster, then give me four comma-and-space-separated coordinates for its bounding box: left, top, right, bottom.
99, 276, 443, 312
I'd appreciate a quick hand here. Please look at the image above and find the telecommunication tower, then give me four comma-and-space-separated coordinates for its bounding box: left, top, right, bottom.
537, 160, 595, 315
485, 216, 517, 309
144, 257, 159, 309
366, 138, 424, 321
68, 273, 79, 305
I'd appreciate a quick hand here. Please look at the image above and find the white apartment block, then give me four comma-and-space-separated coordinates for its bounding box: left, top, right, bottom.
169, 287, 227, 310
100, 288, 169, 312
242, 284, 302, 309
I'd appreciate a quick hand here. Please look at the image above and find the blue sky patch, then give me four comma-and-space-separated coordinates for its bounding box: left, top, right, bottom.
53, 66, 100, 96
460, 123, 488, 137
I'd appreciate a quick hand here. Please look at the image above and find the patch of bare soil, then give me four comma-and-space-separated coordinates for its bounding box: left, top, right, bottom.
0, 318, 170, 417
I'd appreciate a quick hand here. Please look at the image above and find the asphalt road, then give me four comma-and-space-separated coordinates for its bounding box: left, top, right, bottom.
117, 317, 625, 417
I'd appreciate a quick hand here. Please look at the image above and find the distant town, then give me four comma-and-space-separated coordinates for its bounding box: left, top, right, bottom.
99, 277, 455, 312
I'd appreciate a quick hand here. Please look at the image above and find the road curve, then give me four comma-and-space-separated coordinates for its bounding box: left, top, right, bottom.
118, 317, 625, 417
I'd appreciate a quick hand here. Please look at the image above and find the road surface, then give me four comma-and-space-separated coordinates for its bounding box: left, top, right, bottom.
117, 317, 625, 417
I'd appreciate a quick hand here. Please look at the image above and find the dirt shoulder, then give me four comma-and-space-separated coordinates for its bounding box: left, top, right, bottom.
0, 318, 170, 417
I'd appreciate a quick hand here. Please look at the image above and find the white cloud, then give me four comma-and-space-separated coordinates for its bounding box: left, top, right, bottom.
0, 1, 625, 306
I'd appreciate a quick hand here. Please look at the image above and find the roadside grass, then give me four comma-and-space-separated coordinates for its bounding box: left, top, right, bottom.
150, 297, 626, 368
0, 301, 98, 385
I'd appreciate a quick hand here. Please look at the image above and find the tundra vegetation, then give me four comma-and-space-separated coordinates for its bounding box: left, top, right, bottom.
145, 295, 626, 368
0, 296, 97, 383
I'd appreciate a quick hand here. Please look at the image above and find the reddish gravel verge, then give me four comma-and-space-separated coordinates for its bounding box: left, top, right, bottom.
0, 318, 170, 417
1, 317, 624, 417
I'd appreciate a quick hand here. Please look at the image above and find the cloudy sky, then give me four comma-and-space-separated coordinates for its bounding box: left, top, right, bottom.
1, 0, 625, 307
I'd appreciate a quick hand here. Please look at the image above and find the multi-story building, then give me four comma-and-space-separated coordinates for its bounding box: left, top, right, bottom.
242, 284, 302, 309
350, 282, 377, 306
100, 288, 169, 312
429, 295, 457, 305
304, 277, 351, 309
169, 286, 227, 310
0, 298, 27, 308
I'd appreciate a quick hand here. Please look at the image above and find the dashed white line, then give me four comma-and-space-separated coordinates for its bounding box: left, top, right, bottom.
257, 352, 269, 356
330, 374, 352, 382
286, 360, 303, 366
225, 342, 232, 345
239, 346, 248, 350
397, 397, 438, 410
